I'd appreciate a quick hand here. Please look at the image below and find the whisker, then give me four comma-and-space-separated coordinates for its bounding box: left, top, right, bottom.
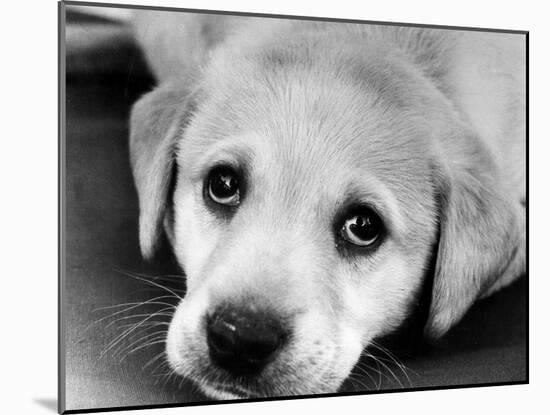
367, 353, 404, 388
86, 296, 178, 333
347, 372, 374, 392
352, 361, 380, 390
118, 338, 167, 362
104, 312, 173, 330
113, 330, 167, 360
117, 321, 170, 329
100, 307, 174, 358
369, 341, 415, 386
114, 269, 184, 300
144, 351, 169, 371
361, 352, 386, 388
355, 357, 388, 388
92, 296, 179, 313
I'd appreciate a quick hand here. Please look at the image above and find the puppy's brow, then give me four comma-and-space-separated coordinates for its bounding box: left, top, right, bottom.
187, 142, 255, 183
341, 179, 404, 237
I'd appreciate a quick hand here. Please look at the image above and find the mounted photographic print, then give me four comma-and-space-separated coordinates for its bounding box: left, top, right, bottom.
58, 1, 527, 413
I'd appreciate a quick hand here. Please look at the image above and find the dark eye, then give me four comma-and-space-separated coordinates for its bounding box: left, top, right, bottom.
207, 166, 241, 206
340, 207, 384, 247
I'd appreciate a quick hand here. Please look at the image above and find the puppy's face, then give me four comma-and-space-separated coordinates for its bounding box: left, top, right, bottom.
164, 55, 439, 398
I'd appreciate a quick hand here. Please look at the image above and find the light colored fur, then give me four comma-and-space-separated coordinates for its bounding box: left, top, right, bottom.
129, 11, 526, 398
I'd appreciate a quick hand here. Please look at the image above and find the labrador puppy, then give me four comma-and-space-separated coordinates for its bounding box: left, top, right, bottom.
129, 12, 526, 399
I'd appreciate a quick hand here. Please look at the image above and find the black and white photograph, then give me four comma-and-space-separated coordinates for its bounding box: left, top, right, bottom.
58, 0, 528, 413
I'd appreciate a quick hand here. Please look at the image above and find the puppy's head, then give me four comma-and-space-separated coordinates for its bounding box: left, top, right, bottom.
129, 38, 523, 398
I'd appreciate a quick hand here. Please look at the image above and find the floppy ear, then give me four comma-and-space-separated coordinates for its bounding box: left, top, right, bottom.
130, 14, 241, 259
425, 140, 525, 339
129, 83, 193, 259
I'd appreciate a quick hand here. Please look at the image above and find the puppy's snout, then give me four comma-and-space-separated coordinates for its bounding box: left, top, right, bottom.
206, 306, 288, 375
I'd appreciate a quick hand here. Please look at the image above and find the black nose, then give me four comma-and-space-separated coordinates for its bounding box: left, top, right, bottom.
206, 306, 287, 375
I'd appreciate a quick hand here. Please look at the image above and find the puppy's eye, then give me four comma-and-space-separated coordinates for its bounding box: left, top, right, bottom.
207, 166, 240, 206
340, 208, 383, 247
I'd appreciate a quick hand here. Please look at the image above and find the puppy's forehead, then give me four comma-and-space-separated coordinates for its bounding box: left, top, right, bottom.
185, 63, 434, 199
179, 47, 439, 242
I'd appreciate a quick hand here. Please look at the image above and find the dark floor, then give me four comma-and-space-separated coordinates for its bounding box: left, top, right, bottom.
61, 8, 527, 413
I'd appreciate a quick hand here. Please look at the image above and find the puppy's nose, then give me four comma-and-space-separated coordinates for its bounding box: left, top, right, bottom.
206, 306, 287, 375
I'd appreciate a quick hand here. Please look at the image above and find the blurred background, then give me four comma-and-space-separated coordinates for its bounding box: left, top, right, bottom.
61, 3, 527, 412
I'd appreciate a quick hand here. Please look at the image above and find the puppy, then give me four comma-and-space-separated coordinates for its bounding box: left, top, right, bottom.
129, 12, 526, 399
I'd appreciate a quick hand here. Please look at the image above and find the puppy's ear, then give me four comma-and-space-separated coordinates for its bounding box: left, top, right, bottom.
425, 139, 525, 339
129, 83, 194, 259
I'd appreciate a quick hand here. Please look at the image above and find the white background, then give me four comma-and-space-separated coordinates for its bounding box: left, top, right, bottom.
0, 0, 546, 414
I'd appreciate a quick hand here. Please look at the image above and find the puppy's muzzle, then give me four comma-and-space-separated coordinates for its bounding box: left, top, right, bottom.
206, 305, 288, 375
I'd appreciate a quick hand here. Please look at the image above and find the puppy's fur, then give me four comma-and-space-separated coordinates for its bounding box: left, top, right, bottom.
129, 12, 525, 398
